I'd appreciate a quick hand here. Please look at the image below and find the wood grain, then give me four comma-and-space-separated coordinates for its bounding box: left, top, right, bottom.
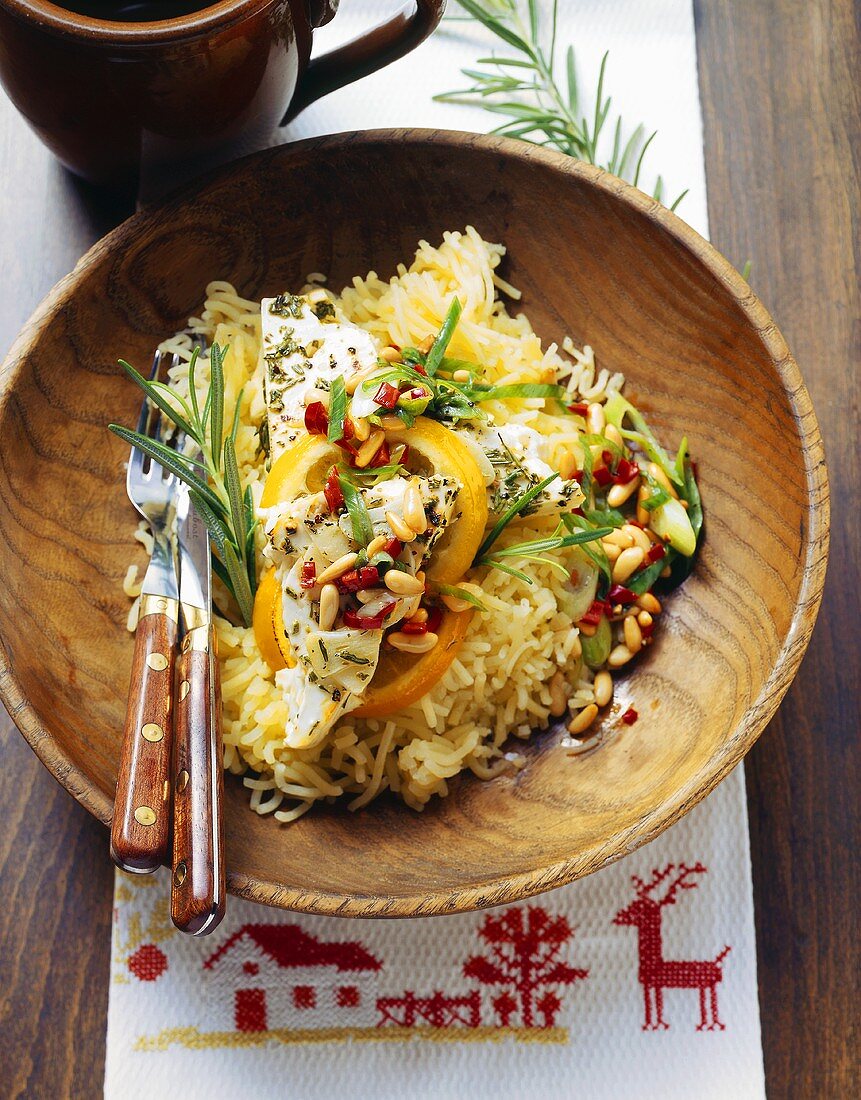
696, 1, 860, 1094
110, 608, 177, 873
171, 629, 226, 936
0, 130, 828, 921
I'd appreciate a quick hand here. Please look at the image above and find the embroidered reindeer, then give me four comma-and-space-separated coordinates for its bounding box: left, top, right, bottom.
613, 863, 731, 1031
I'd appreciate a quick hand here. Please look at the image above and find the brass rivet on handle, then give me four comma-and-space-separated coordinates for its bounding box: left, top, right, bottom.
146, 653, 168, 671
179, 679, 190, 701
141, 722, 164, 743
176, 769, 189, 793
134, 806, 156, 826
173, 861, 187, 887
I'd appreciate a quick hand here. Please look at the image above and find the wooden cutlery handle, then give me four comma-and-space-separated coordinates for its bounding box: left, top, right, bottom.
110, 601, 177, 873
171, 622, 225, 935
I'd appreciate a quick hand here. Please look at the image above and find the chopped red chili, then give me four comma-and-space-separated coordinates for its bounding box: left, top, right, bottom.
397, 445, 411, 467
370, 440, 391, 468
299, 561, 316, 588
381, 537, 403, 559
425, 605, 443, 634
614, 458, 640, 484
323, 465, 344, 512
572, 506, 585, 517
602, 450, 614, 467
336, 566, 380, 593
400, 620, 428, 635
640, 621, 654, 637
621, 707, 639, 725
343, 605, 389, 630
304, 401, 328, 435
580, 599, 608, 626
373, 381, 401, 409
646, 544, 666, 563
593, 465, 613, 487
568, 402, 589, 416
608, 584, 637, 605
412, 362, 428, 377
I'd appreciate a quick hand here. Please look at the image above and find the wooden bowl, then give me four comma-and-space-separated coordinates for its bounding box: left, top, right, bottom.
0, 131, 828, 917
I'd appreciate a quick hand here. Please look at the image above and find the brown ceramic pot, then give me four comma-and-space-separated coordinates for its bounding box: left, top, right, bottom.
0, 0, 445, 187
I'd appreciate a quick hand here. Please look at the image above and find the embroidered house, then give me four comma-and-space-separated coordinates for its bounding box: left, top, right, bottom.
204, 924, 383, 1032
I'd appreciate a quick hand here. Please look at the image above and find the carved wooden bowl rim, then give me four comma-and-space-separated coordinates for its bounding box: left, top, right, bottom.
0, 130, 829, 917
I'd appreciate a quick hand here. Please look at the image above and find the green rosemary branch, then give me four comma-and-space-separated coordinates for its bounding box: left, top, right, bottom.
109, 343, 258, 626
436, 0, 688, 211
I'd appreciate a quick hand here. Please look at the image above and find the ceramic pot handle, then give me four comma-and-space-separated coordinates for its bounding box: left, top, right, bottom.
284, 0, 446, 123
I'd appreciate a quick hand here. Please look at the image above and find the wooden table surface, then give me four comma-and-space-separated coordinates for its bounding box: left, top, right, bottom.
0, 2, 857, 1095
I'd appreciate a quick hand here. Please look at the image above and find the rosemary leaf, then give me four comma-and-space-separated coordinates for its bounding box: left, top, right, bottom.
209, 342, 226, 473
223, 436, 247, 566
222, 539, 254, 627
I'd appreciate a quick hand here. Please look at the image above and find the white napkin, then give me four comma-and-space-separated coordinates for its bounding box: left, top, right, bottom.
111, 3, 765, 1097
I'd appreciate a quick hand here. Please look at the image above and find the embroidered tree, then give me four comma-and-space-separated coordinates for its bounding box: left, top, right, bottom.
463, 907, 588, 1027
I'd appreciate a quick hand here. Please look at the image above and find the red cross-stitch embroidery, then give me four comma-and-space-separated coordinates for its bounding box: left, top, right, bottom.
613, 862, 731, 1031
463, 907, 588, 1027
127, 944, 168, 982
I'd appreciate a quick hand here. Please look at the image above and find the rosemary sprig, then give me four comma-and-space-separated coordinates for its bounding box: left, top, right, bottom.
436, 0, 687, 210
109, 343, 258, 626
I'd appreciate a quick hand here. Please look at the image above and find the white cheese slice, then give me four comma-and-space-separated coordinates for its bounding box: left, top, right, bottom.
467, 422, 584, 517
262, 293, 379, 462
263, 471, 460, 750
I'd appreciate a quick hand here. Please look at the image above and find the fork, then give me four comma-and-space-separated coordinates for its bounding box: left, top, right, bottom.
110, 352, 183, 874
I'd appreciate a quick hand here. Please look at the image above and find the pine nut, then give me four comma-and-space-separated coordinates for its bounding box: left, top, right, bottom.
604, 424, 624, 449
577, 621, 597, 637
622, 523, 652, 553
318, 583, 339, 631
441, 582, 484, 613
384, 569, 425, 596
648, 462, 679, 499
403, 479, 427, 533
452, 369, 471, 383
388, 630, 438, 653
351, 416, 371, 442
604, 529, 634, 549
385, 510, 417, 542
636, 592, 662, 614
366, 535, 389, 557
608, 644, 634, 668
593, 670, 614, 708
379, 346, 401, 362
379, 415, 406, 432
317, 552, 359, 584
307, 288, 328, 303
612, 546, 645, 583
637, 610, 653, 628
304, 388, 330, 408
355, 431, 385, 468
559, 450, 579, 481
570, 633, 583, 659
623, 614, 643, 653
636, 483, 649, 526
607, 476, 640, 508
345, 367, 374, 395
549, 671, 568, 717
408, 607, 429, 624
586, 403, 606, 434
568, 704, 598, 735
601, 541, 622, 562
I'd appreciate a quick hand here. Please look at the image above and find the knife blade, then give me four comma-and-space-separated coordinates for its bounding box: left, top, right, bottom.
171, 480, 226, 935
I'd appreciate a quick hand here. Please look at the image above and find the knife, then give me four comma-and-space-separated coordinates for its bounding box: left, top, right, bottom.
171, 481, 226, 935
